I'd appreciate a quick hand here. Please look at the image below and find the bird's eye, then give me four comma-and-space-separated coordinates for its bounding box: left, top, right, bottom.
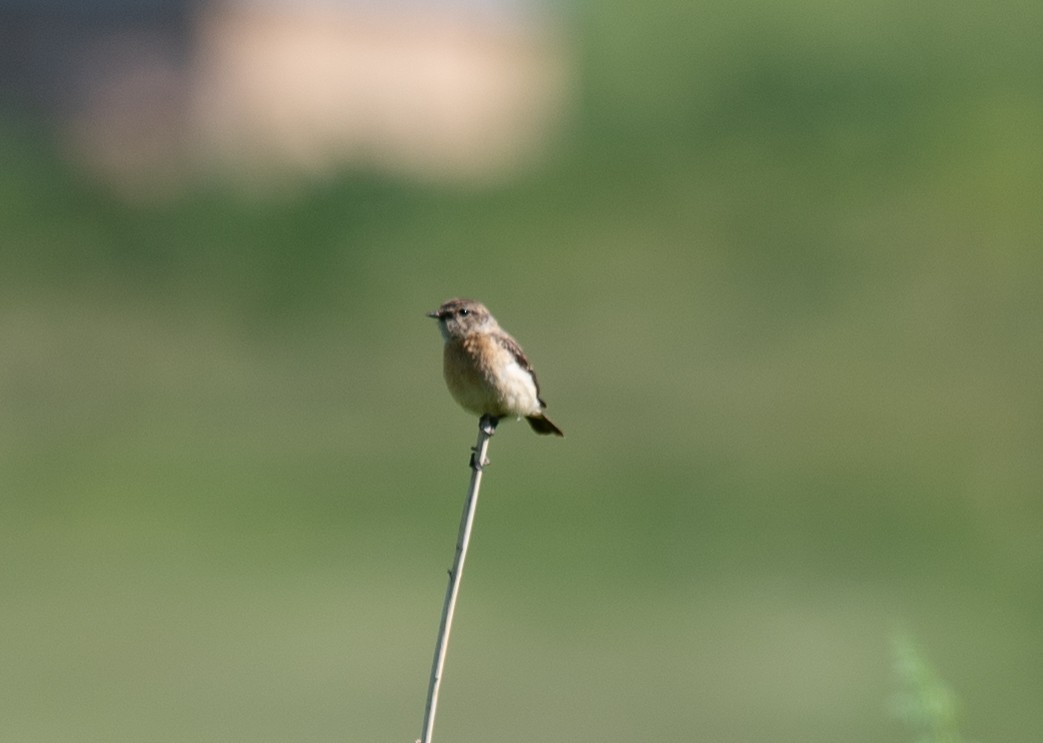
458, 308, 470, 316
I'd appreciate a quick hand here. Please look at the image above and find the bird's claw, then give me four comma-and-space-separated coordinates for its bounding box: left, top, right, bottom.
478, 414, 499, 436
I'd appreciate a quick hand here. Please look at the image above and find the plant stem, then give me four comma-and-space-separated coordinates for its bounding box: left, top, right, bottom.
418, 415, 498, 743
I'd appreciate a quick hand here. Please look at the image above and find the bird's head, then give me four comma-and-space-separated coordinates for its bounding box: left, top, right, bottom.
427, 298, 496, 341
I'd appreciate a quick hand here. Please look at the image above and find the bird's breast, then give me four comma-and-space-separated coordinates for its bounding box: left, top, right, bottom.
442, 334, 540, 417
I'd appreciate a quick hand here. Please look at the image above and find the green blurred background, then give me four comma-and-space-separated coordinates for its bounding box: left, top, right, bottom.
3, 1, 1042, 741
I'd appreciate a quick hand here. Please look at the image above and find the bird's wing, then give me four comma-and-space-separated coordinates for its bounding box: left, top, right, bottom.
496, 333, 548, 407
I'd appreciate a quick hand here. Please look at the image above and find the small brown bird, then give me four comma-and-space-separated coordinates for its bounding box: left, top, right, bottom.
428, 298, 564, 436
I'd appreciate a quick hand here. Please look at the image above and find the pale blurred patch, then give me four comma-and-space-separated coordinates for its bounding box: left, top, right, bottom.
67, 0, 571, 194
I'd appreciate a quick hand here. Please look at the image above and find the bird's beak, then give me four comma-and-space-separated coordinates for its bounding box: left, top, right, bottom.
426, 310, 441, 319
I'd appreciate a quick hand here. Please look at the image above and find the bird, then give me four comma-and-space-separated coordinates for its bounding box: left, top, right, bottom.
428, 298, 564, 437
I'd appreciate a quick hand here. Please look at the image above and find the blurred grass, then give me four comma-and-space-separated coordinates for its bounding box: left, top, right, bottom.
891, 633, 966, 743
3, 1, 1043, 741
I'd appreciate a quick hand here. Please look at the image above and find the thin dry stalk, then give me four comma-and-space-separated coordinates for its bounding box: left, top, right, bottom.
418, 415, 498, 743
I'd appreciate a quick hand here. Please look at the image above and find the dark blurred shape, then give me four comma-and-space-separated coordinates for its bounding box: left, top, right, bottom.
1, 0, 197, 195
0, 0, 193, 114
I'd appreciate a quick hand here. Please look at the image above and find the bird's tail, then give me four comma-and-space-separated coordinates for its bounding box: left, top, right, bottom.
526, 414, 564, 437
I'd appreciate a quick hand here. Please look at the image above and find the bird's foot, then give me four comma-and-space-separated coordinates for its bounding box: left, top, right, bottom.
479, 415, 500, 436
